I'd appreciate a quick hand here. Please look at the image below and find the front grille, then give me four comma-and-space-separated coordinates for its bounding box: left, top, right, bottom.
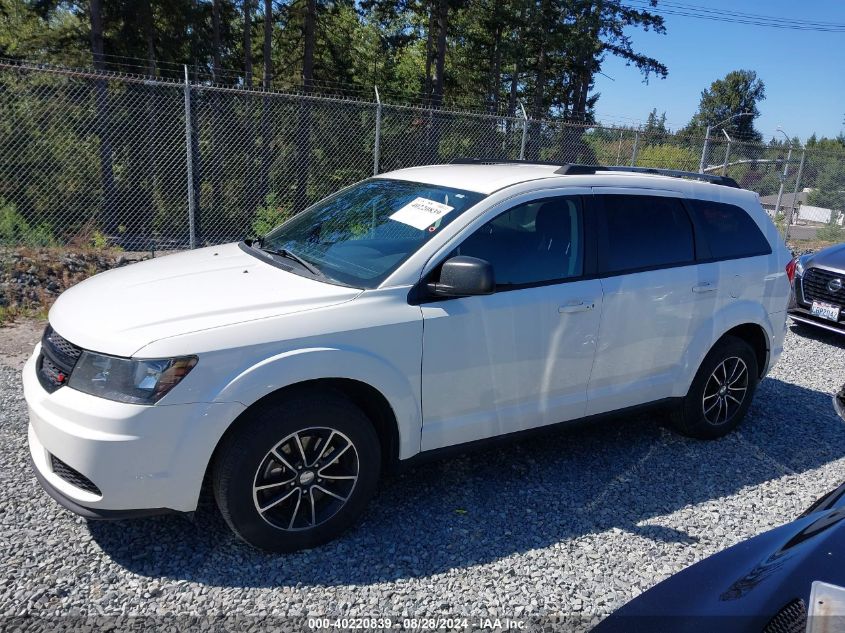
39, 355, 64, 385
44, 326, 82, 363
802, 267, 845, 309
36, 325, 82, 393
49, 454, 101, 496
763, 598, 807, 633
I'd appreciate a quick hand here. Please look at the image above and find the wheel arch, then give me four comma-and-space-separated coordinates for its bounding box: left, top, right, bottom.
214, 377, 401, 470
679, 305, 774, 397
720, 322, 769, 378
200, 375, 404, 512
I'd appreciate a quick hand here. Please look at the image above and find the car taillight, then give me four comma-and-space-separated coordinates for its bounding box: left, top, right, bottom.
786, 258, 797, 283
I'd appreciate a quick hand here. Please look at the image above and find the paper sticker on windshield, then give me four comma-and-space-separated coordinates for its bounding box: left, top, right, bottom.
389, 197, 454, 230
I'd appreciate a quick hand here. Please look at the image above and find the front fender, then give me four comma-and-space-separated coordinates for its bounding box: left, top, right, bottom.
676, 300, 775, 397
214, 346, 422, 460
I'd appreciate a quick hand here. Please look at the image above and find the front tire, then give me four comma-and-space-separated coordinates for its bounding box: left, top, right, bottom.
213, 389, 381, 552
670, 336, 759, 440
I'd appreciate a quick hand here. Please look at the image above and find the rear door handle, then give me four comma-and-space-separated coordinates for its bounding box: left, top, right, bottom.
559, 301, 594, 314
692, 283, 717, 294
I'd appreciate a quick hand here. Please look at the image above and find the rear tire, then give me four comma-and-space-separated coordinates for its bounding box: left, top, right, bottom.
213, 389, 381, 552
670, 336, 759, 440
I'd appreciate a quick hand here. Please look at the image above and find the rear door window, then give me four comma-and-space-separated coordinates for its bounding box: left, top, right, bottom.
598, 195, 695, 274
688, 199, 771, 259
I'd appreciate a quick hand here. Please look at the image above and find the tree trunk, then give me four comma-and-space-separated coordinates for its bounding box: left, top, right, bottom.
485, 1, 503, 157
263, 0, 272, 89
527, 0, 551, 160
141, 0, 158, 238
302, 0, 316, 89
88, 0, 118, 236
209, 0, 224, 241
212, 0, 222, 81
507, 2, 527, 118
141, 0, 156, 76
505, 3, 526, 156
531, 16, 548, 118
423, 1, 435, 103
487, 0, 502, 114
244, 0, 253, 86
559, 3, 598, 163
294, 0, 316, 213
432, 0, 448, 107
259, 0, 273, 213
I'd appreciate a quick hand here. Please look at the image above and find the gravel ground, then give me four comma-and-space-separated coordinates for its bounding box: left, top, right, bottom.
1, 322, 844, 629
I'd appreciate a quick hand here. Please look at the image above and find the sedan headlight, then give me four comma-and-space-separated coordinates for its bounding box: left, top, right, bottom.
68, 352, 198, 405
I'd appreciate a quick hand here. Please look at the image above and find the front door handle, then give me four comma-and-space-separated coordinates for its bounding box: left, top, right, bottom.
559, 301, 594, 314
692, 283, 718, 294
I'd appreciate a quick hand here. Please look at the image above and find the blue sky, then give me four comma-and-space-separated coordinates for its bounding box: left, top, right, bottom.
591, 0, 845, 142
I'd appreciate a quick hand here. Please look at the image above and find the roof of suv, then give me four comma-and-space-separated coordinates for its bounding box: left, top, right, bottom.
376, 163, 746, 197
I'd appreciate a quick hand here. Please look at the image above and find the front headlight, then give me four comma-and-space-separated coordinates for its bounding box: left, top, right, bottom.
68, 352, 198, 404
795, 256, 806, 277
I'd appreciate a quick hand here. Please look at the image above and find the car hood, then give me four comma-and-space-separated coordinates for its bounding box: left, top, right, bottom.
595, 482, 845, 633
805, 242, 845, 269
48, 243, 362, 357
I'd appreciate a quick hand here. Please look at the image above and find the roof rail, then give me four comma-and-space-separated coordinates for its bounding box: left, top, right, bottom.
448, 157, 740, 188
556, 164, 740, 188
450, 157, 565, 167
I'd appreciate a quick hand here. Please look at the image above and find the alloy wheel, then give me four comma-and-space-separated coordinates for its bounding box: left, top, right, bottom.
702, 356, 749, 426
252, 427, 359, 531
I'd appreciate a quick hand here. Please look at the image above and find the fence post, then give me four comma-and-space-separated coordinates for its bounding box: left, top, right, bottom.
721, 140, 732, 176
519, 100, 528, 160
784, 149, 806, 242
373, 86, 382, 176
698, 125, 711, 173
773, 145, 793, 227
630, 130, 640, 166
183, 65, 197, 249
616, 130, 623, 164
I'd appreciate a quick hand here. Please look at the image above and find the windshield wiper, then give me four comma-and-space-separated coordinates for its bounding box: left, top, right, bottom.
250, 239, 326, 279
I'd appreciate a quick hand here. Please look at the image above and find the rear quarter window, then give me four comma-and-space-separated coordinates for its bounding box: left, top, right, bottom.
689, 199, 772, 259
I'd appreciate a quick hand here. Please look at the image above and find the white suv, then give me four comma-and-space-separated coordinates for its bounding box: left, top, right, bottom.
24, 162, 791, 551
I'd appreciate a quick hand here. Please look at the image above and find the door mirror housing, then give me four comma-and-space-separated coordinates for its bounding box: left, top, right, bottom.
428, 256, 495, 298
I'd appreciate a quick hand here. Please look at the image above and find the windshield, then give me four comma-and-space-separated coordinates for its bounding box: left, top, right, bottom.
259, 178, 486, 287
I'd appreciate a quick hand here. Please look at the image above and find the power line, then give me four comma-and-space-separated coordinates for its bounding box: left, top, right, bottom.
650, 0, 845, 28
623, 0, 845, 32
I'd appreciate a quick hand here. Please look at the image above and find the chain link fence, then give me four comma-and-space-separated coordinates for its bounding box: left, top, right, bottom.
1, 58, 844, 252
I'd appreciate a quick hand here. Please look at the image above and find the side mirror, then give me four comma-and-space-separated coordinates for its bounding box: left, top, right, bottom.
428, 256, 495, 298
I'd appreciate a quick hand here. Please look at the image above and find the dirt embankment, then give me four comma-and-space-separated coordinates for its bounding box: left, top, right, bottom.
0, 247, 150, 323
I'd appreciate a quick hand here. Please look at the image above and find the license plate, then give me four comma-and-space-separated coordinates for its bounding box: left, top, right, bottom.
811, 300, 840, 321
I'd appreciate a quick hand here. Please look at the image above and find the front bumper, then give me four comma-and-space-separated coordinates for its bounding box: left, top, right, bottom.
788, 306, 845, 335
788, 272, 845, 334
24, 345, 245, 514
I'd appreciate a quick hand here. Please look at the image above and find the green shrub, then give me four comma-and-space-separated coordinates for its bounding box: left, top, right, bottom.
0, 198, 56, 247
251, 193, 293, 237
90, 230, 108, 249
816, 218, 845, 242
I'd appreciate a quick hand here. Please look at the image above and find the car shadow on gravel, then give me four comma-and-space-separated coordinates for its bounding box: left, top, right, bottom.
790, 322, 845, 348
88, 377, 845, 588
